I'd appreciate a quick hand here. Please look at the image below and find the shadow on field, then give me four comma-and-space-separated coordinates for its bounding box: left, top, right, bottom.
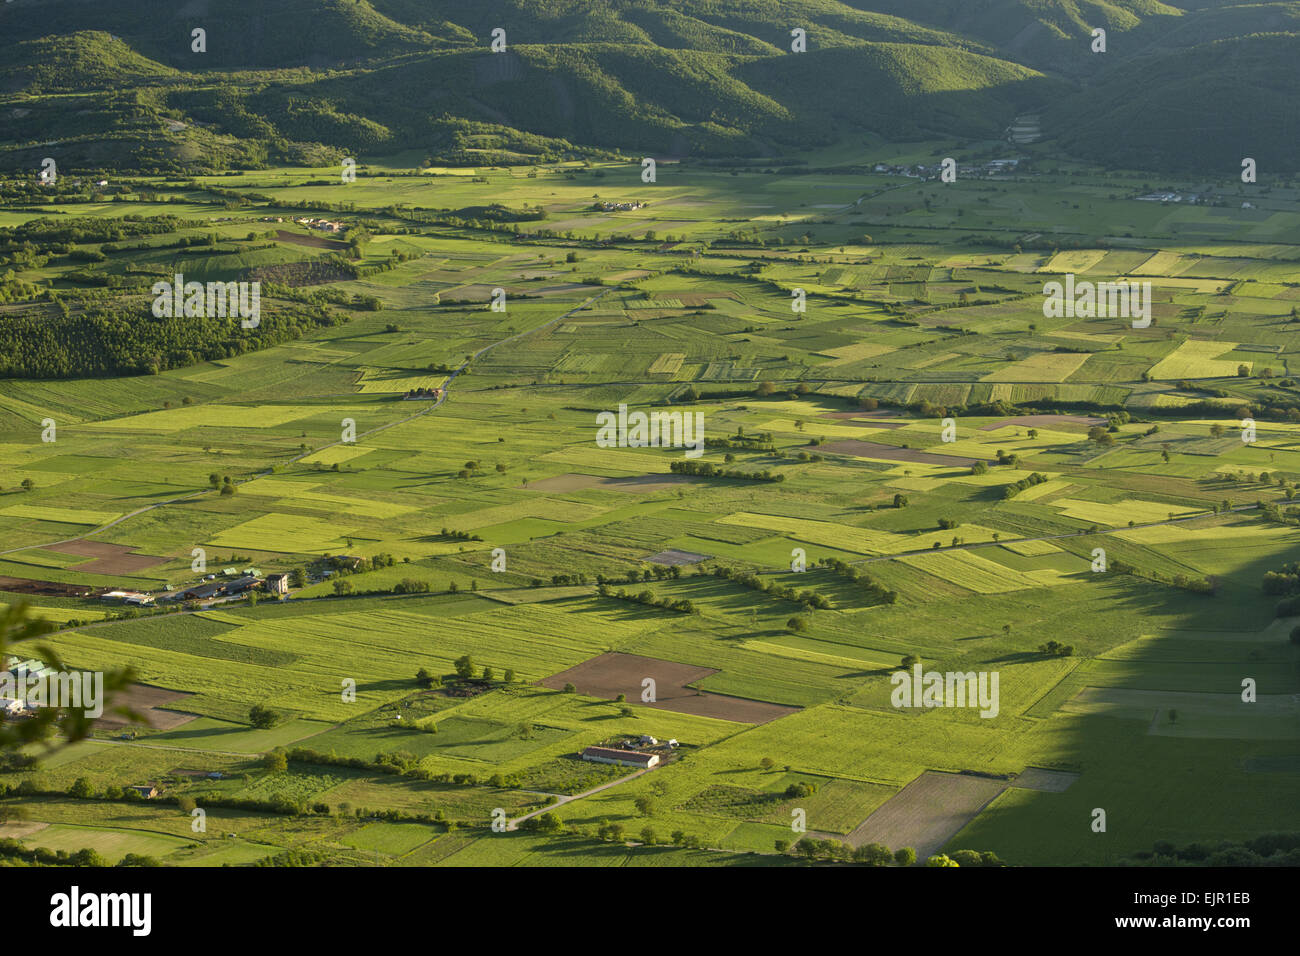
354, 678, 418, 693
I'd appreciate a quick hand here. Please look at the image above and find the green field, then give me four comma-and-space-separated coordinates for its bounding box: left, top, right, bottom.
1, 144, 1298, 872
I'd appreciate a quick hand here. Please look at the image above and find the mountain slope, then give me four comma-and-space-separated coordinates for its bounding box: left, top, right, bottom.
0, 0, 1296, 173
1045, 32, 1300, 172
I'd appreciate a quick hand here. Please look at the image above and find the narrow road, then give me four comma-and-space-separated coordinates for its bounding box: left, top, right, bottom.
507, 766, 648, 831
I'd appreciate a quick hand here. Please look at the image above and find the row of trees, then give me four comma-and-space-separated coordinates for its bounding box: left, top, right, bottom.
596, 584, 697, 615
712, 565, 833, 610
815, 557, 899, 605
669, 459, 785, 482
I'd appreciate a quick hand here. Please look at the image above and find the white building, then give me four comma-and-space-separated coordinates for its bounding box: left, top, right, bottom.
581, 746, 659, 769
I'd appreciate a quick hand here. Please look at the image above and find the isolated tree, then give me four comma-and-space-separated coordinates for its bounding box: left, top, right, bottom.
454, 654, 476, 680
634, 796, 656, 816
1088, 426, 1115, 447
249, 704, 277, 729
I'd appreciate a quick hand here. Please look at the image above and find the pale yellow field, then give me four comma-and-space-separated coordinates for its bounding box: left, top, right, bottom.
756, 417, 892, 439
208, 513, 357, 553
981, 351, 1092, 383
0, 603, 108, 623
1000, 539, 1064, 556
895, 550, 1043, 593
818, 342, 896, 366
1148, 341, 1250, 380
537, 445, 675, 474
441, 498, 608, 531
89, 404, 321, 431
0, 504, 122, 525
1040, 249, 1108, 274
1052, 497, 1204, 526
1012, 478, 1075, 501
299, 444, 375, 466
648, 352, 686, 374
238, 476, 324, 497
1130, 250, 1189, 276
355, 368, 447, 394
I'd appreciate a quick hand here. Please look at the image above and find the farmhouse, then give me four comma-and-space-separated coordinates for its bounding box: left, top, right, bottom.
224, 575, 261, 594
129, 785, 159, 799
0, 697, 25, 716
265, 573, 290, 595
165, 580, 223, 602
162, 574, 261, 603
99, 589, 154, 606
581, 746, 659, 769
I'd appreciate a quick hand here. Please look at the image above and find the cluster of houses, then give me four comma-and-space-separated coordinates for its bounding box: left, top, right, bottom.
1134, 191, 1255, 209
28, 178, 110, 188
593, 200, 647, 212
158, 570, 289, 603
580, 735, 679, 770
1135, 191, 1204, 204
872, 158, 1022, 179
295, 216, 343, 233
0, 656, 54, 717
93, 570, 293, 608
402, 387, 443, 401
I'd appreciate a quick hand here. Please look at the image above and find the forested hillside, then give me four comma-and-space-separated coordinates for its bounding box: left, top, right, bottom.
0, 0, 1296, 172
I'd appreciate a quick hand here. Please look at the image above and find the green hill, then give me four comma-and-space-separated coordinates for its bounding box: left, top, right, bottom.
0, 0, 1295, 172
0, 31, 177, 94
1046, 32, 1300, 172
